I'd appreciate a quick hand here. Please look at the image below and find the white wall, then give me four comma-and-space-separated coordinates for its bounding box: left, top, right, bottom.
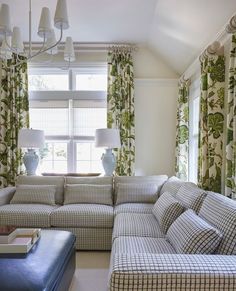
133, 47, 179, 176
31, 46, 179, 176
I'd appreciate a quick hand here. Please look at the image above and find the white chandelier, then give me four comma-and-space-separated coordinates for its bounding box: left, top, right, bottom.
0, 0, 75, 66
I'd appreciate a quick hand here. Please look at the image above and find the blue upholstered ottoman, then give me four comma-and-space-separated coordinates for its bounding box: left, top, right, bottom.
0, 230, 76, 291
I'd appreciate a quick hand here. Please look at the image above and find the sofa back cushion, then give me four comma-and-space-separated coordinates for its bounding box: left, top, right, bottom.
114, 175, 168, 203
176, 183, 207, 213
116, 183, 158, 205
152, 192, 185, 233
199, 192, 236, 255
17, 175, 64, 205
10, 185, 56, 205
64, 184, 113, 205
167, 209, 222, 254
66, 176, 113, 185
159, 176, 184, 196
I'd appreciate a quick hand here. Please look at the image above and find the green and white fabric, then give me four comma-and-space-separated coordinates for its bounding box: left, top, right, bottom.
175, 80, 190, 181
198, 55, 225, 193
225, 33, 236, 199
0, 56, 29, 188
107, 49, 135, 176
10, 185, 56, 205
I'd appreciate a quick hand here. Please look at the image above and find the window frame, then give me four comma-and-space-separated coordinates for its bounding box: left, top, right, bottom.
28, 66, 107, 174
188, 73, 201, 183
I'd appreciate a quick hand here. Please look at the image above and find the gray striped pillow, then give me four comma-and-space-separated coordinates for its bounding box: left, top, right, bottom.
64, 184, 113, 205
10, 185, 56, 205
116, 183, 158, 205
152, 192, 185, 233
167, 209, 222, 254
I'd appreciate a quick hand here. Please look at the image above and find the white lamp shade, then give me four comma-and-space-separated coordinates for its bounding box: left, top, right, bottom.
54, 0, 69, 30
45, 29, 58, 55
64, 36, 75, 61
95, 128, 121, 149
12, 27, 24, 53
0, 4, 12, 36
18, 129, 45, 149
0, 37, 12, 59
38, 7, 52, 38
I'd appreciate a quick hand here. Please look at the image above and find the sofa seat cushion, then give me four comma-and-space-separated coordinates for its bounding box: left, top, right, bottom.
51, 204, 114, 228
199, 192, 236, 255
114, 203, 154, 215
0, 204, 58, 227
112, 213, 164, 241
112, 237, 176, 254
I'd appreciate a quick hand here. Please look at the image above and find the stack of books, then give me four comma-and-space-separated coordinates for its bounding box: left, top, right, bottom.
0, 226, 41, 254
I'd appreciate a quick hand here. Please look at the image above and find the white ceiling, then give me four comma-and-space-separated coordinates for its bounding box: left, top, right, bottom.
1, 0, 236, 74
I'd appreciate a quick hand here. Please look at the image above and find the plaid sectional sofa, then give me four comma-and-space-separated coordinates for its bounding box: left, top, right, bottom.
109, 177, 236, 291
1, 175, 236, 290
0, 175, 167, 250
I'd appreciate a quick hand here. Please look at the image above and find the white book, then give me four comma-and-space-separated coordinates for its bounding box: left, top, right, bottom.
0, 228, 41, 254
0, 229, 17, 244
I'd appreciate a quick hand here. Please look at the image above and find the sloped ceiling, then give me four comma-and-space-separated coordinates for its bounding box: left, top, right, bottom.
1, 0, 236, 74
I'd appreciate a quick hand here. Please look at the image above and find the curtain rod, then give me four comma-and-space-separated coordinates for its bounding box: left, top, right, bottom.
24, 42, 138, 53
180, 11, 236, 80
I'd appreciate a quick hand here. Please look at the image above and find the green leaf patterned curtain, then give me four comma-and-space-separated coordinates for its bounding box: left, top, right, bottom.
198, 55, 225, 193
0, 56, 29, 188
175, 80, 190, 181
225, 33, 236, 198
107, 49, 135, 176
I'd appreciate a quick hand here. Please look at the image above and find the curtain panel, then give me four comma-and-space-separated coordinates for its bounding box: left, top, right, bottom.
198, 55, 225, 193
0, 56, 29, 188
225, 33, 236, 199
175, 80, 190, 181
107, 50, 135, 176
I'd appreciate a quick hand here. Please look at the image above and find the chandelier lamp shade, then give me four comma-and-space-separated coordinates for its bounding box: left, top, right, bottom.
0, 0, 75, 65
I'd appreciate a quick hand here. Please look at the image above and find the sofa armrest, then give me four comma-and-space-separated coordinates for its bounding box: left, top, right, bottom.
0, 187, 16, 206
109, 253, 236, 291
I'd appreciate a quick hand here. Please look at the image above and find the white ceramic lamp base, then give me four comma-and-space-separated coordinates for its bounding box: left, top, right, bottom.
101, 148, 116, 176
23, 149, 39, 176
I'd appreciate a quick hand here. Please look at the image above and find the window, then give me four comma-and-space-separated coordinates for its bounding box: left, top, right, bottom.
29, 67, 107, 174
189, 76, 200, 183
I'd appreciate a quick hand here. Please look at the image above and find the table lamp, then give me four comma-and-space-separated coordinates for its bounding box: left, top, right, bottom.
18, 129, 45, 176
95, 128, 121, 176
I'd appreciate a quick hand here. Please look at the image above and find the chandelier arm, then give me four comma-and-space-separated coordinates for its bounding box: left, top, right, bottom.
30, 25, 63, 58
4, 33, 12, 51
